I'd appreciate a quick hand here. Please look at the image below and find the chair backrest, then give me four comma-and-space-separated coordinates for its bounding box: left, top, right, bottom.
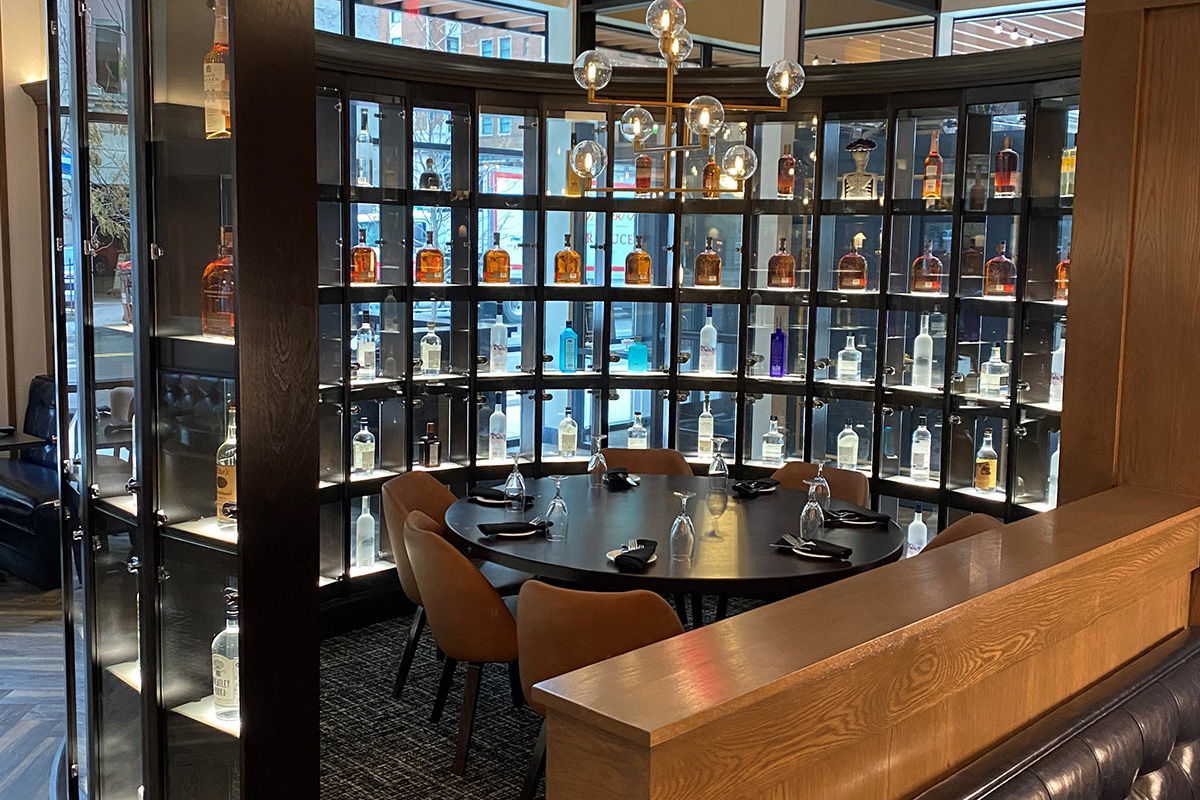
109, 386, 135, 423
22, 374, 56, 469
923, 513, 1004, 552
517, 580, 684, 714
381, 472, 458, 605
404, 512, 517, 664
770, 461, 869, 506
601, 447, 693, 477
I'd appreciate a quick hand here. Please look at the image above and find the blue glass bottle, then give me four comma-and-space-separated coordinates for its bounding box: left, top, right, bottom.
559, 319, 579, 374
628, 336, 649, 372
770, 326, 787, 377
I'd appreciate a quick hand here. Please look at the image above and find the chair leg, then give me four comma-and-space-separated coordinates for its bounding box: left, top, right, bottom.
690, 593, 704, 628
671, 592, 689, 627
392, 606, 426, 700
508, 661, 525, 709
715, 595, 729, 622
521, 719, 548, 800
431, 657, 458, 724
452, 662, 484, 776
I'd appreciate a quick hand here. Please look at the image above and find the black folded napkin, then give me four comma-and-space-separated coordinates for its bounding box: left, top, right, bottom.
468, 485, 506, 501
613, 539, 657, 572
478, 520, 552, 538
823, 508, 890, 527
604, 468, 636, 491
731, 478, 780, 498
772, 537, 853, 560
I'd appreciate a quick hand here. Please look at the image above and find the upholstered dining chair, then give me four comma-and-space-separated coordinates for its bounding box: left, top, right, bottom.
381, 472, 531, 700
922, 513, 1005, 552
600, 447, 693, 476
404, 512, 522, 777
770, 461, 870, 506
516, 581, 685, 800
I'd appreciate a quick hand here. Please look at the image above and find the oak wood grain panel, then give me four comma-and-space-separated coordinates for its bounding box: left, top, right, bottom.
546, 716, 650, 800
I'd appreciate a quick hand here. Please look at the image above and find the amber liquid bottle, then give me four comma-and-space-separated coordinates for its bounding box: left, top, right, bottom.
968, 166, 988, 211
922, 131, 943, 200
635, 152, 652, 195
983, 240, 1016, 297
694, 237, 722, 286
350, 228, 379, 284
702, 153, 720, 199
1054, 247, 1070, 302
837, 244, 868, 292
482, 232, 510, 284
777, 143, 796, 200
909, 241, 943, 293
625, 235, 652, 285
415, 231, 445, 284
767, 238, 795, 288
554, 234, 582, 284
993, 135, 1019, 197
202, 226, 235, 338
565, 133, 588, 197
203, 0, 230, 139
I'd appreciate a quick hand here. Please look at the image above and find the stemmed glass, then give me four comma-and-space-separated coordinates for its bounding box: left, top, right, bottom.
709, 437, 728, 490
504, 454, 526, 513
588, 434, 608, 489
670, 491, 697, 561
800, 496, 824, 541
544, 475, 568, 541
806, 460, 831, 513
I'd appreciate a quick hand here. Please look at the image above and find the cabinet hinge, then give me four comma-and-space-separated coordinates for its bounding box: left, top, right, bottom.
149, 243, 164, 260
49, 20, 58, 35
71, 528, 83, 542
90, 536, 101, 551
81, 240, 94, 257
158, 566, 171, 582
76, 1, 87, 17
55, 236, 64, 252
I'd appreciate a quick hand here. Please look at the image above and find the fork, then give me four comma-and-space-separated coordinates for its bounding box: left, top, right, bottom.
625, 538, 640, 552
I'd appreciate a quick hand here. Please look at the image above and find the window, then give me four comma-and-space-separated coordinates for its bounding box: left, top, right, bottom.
805, 24, 935, 64
499, 36, 511, 59
349, 0, 547, 62
482, 116, 494, 135
447, 36, 460, 53
481, 39, 494, 58
499, 118, 511, 135
951, 7, 1085, 54
93, 23, 123, 94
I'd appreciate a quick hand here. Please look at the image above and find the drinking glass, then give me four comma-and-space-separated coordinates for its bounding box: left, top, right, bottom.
504, 454, 526, 513
709, 437, 728, 490
705, 487, 728, 539
544, 475, 568, 542
588, 434, 609, 489
670, 491, 696, 561
800, 498, 824, 540
806, 460, 831, 513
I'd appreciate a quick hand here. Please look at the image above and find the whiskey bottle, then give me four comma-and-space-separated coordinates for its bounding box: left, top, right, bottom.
909, 241, 943, 293
962, 235, 985, 277
983, 241, 1016, 297
836, 334, 862, 382
418, 157, 441, 190
777, 143, 796, 200
482, 232, 510, 284
628, 411, 648, 449
698, 391, 714, 457
1054, 247, 1070, 302
968, 166, 988, 211
635, 152, 652, 195
911, 415, 932, 482
211, 589, 239, 721
350, 228, 379, 284
203, 0, 230, 140
702, 152, 721, 199
762, 415, 784, 464
767, 238, 796, 288
558, 406, 578, 458
215, 404, 237, 526
554, 234, 582, 284
1050, 330, 1066, 406
488, 394, 507, 461
698, 305, 718, 374
1060, 146, 1077, 198
625, 235, 652, 285
912, 314, 934, 389
356, 315, 376, 381
922, 130, 943, 200
974, 427, 999, 493
356, 109, 373, 186
419, 321, 441, 376
415, 231, 445, 284
836, 420, 859, 470
993, 136, 1019, 198
979, 342, 1009, 398
837, 243, 868, 292
355, 498, 376, 570
694, 237, 722, 286
770, 327, 787, 377
419, 421, 441, 468
351, 418, 375, 475
201, 226, 235, 338
558, 310, 578, 373
627, 336, 648, 372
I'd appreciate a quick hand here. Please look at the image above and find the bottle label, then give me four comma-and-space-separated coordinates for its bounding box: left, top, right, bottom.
353, 441, 375, 473
562, 339, 577, 371
212, 654, 239, 707
425, 441, 441, 467
420, 343, 440, 371
203, 63, 229, 135
359, 342, 375, 373
629, 437, 647, 449
216, 464, 236, 522
559, 431, 577, 456
838, 443, 857, 470
489, 431, 506, 461
975, 458, 998, 491
356, 519, 375, 569
699, 345, 716, 372
490, 342, 507, 372
980, 372, 1005, 395
836, 358, 860, 382
911, 447, 929, 473
763, 441, 783, 462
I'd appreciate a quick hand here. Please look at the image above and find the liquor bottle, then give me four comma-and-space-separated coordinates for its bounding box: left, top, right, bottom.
418, 157, 441, 190
356, 108, 373, 186
983, 241, 1016, 297
627, 336, 649, 372
483, 232, 511, 284
419, 421, 441, 468
350, 228, 379, 284
909, 241, 943, 293
767, 239, 796, 288
1047, 444, 1060, 506
922, 131, 943, 200
215, 404, 237, 525
836, 334, 861, 382
993, 136, 1019, 197
777, 143, 796, 200
488, 394, 507, 461
698, 391, 714, 457
906, 505, 928, 557
967, 166, 987, 211
980, 342, 1009, 398
382, 347, 397, 379
558, 406, 578, 458
565, 133, 583, 197
382, 290, 399, 332
415, 231, 445, 284
419, 321, 441, 376
635, 152, 652, 195
974, 427, 999, 493
203, 0, 230, 140
837, 420, 859, 470
770, 327, 787, 378
694, 237, 722, 286
702, 152, 720, 199
201, 226, 235, 338
628, 411, 648, 449
911, 415, 932, 482
762, 415, 784, 464
912, 314, 934, 389
489, 312, 507, 374
837, 243, 868, 292
356, 315, 376, 381
559, 309, 578, 373
211, 590, 239, 721
1050, 330, 1066, 406
962, 235, 985, 278
351, 418, 375, 475
625, 235, 652, 285
698, 305, 718, 374
554, 234, 582, 284
1054, 247, 1070, 302
1060, 146, 1077, 198
355, 498, 376, 570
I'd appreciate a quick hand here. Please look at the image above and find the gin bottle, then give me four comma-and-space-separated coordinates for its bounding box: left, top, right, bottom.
912, 314, 934, 389
216, 404, 237, 526
911, 415, 932, 482
836, 334, 861, 382
836, 420, 859, 470
1049, 331, 1066, 406
559, 312, 578, 373
558, 406, 578, 458
974, 427, 999, 493
770, 327, 787, 378
419, 321, 441, 376
629, 412, 648, 449
355, 498, 376, 570
627, 336, 649, 372
906, 504, 928, 557
762, 415, 784, 464
211, 589, 239, 721
697, 392, 714, 457
488, 393, 507, 461
979, 342, 1009, 398
356, 315, 376, 381
489, 312, 508, 374
351, 418, 375, 476
698, 304, 718, 374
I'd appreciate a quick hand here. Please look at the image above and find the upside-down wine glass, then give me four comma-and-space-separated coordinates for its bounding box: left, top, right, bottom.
807, 460, 831, 513
504, 454, 526, 513
670, 491, 697, 561
588, 434, 608, 488
709, 437, 728, 490
545, 475, 568, 542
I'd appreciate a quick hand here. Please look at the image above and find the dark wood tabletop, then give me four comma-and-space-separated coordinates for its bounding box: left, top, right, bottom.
0, 432, 48, 454
444, 474, 905, 596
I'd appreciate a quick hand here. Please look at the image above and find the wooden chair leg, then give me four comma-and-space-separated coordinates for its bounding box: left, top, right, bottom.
508, 660, 525, 709
392, 606, 427, 700
452, 662, 484, 776
521, 718, 548, 800
671, 592, 689, 627
690, 593, 704, 628
431, 657, 457, 724
715, 595, 729, 622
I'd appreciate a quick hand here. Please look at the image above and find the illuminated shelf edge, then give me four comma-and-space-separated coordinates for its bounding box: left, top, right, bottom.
171, 695, 241, 738
107, 660, 142, 691
171, 517, 238, 546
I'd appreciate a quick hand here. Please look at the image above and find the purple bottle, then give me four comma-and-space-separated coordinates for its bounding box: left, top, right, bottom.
770, 327, 787, 378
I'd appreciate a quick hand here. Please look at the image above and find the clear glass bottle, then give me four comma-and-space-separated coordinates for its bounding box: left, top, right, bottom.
697, 391, 714, 457
1050, 330, 1066, 406
350, 228, 378, 284
627, 336, 649, 372
836, 243, 867, 291
355, 498, 376, 570
558, 311, 578, 373
694, 237, 722, 286
555, 233, 582, 284
974, 427, 999, 493
836, 334, 862, 382
419, 321, 441, 376
418, 421, 441, 468
558, 406, 578, 458
211, 589, 239, 721
922, 131, 942, 200
777, 143, 796, 199
767, 238, 795, 288
356, 315, 376, 381
770, 327, 787, 378
415, 230, 445, 284
215, 404, 237, 526
356, 108, 373, 186
351, 417, 375, 476
909, 241, 943, 293
483, 232, 511, 284
698, 304, 718, 374
993, 135, 1019, 197
201, 226, 235, 338
979, 342, 1009, 398
203, 0, 230, 140
762, 415, 784, 464
635, 152, 652, 195
629, 411, 648, 449
418, 157, 441, 190
983, 241, 1016, 297
488, 393, 507, 461
1047, 444, 1060, 506
906, 504, 928, 557
837, 420, 859, 470
489, 312, 507, 374
912, 314, 934, 389
382, 290, 400, 333
625, 235, 652, 285
911, 415, 932, 483
702, 152, 720, 199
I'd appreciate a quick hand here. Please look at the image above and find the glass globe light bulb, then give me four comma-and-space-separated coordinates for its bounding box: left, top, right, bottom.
573, 50, 612, 91
570, 139, 607, 179
722, 144, 758, 182
658, 28, 693, 62
646, 0, 686, 36
620, 106, 655, 143
685, 95, 725, 138
766, 59, 805, 99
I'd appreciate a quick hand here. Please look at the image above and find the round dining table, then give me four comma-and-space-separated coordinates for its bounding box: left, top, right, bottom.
444, 474, 905, 600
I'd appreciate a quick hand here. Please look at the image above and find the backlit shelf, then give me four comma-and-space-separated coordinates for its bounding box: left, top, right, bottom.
107, 661, 142, 691
171, 695, 240, 738
170, 517, 238, 547
348, 560, 394, 579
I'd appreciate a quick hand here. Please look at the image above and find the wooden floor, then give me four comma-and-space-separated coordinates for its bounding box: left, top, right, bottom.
0, 573, 65, 800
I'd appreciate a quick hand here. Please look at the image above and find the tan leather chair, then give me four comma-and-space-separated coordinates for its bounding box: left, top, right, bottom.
405, 513, 521, 777
600, 447, 693, 476
382, 472, 530, 700
771, 461, 870, 506
516, 581, 684, 799
923, 513, 1004, 552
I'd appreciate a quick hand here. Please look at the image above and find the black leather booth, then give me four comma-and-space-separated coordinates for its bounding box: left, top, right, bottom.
0, 375, 60, 589
917, 628, 1200, 800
